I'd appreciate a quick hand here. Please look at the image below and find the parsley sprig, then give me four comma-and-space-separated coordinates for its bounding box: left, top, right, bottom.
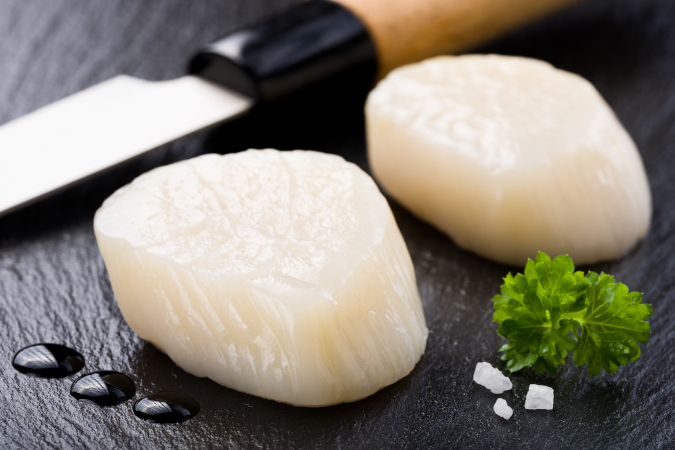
493, 252, 652, 376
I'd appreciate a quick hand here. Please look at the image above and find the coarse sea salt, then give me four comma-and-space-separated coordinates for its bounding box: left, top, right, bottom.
493, 398, 513, 420
473, 361, 512, 394
525, 384, 554, 410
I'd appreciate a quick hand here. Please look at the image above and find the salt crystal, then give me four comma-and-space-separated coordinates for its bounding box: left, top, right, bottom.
473, 362, 512, 394
525, 384, 554, 410
493, 398, 513, 420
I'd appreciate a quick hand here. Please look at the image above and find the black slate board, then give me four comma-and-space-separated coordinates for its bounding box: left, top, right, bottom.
1, 0, 674, 448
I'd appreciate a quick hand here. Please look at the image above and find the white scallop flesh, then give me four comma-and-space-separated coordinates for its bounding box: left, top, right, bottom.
366, 55, 652, 266
94, 149, 428, 407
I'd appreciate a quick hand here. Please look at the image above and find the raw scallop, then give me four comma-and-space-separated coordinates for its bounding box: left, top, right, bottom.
94, 149, 428, 407
366, 55, 652, 266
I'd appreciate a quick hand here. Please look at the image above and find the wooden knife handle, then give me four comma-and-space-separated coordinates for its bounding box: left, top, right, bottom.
332, 0, 585, 76
192, 0, 585, 101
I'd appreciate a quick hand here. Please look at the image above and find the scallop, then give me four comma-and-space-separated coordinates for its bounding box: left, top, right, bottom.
94, 149, 427, 407
366, 55, 652, 266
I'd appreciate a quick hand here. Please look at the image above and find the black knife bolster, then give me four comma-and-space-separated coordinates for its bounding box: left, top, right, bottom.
188, 0, 377, 102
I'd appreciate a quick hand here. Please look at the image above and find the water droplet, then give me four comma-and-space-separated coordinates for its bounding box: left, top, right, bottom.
70, 371, 136, 406
12, 343, 84, 378
133, 391, 199, 424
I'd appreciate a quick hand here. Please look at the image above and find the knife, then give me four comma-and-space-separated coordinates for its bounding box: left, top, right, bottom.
0, 0, 583, 218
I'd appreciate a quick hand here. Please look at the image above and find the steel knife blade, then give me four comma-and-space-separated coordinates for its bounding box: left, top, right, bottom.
0, 76, 252, 217
0, 0, 375, 219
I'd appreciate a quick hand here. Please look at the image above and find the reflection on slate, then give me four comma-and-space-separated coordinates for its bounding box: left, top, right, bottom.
70, 371, 136, 406
12, 344, 85, 378
133, 392, 200, 424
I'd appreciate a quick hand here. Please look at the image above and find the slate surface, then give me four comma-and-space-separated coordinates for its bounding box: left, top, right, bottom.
1, 0, 674, 448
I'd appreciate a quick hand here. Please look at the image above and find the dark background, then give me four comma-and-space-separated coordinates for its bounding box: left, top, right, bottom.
1, 0, 674, 448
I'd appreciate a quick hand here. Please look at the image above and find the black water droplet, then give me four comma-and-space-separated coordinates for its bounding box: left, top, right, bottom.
12, 343, 84, 378
133, 391, 200, 424
70, 371, 136, 406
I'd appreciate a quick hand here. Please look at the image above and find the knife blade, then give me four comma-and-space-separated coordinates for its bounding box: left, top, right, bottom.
0, 76, 251, 217
0, 0, 584, 219
0, 0, 375, 218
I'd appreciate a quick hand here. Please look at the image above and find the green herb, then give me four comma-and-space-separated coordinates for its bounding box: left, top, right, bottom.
492, 252, 652, 376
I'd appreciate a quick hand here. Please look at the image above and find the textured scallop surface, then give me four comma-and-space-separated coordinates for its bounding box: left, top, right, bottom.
94, 149, 427, 407
366, 55, 652, 266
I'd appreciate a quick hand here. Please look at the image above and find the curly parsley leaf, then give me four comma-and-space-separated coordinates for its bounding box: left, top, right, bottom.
572, 272, 653, 376
492, 252, 652, 377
